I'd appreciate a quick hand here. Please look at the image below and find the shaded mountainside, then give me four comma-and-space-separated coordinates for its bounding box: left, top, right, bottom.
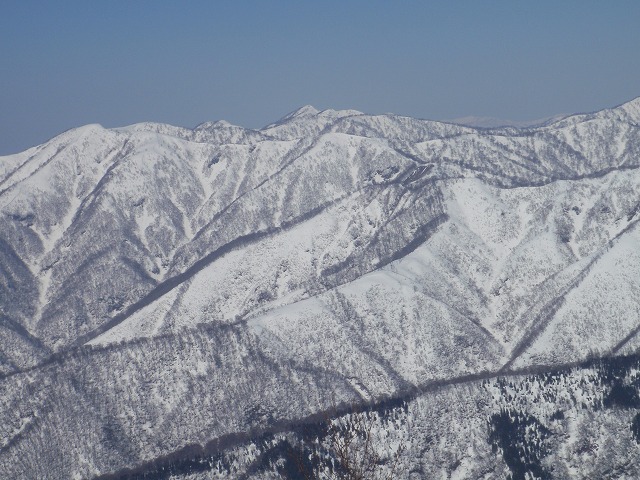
1, 98, 640, 478
96, 353, 640, 480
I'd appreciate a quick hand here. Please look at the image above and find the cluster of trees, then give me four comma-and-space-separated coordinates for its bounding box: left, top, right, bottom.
488, 409, 551, 480
280, 410, 405, 480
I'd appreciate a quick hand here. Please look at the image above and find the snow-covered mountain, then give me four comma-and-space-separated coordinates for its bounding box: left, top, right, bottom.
1, 99, 640, 478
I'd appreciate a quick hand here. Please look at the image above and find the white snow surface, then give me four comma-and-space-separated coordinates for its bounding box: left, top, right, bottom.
2, 97, 640, 376
2, 99, 640, 479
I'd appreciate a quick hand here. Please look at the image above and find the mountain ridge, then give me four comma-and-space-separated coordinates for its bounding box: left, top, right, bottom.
2, 99, 640, 362
1, 98, 640, 478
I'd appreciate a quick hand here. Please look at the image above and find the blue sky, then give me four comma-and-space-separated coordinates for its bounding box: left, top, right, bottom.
1, 1, 639, 154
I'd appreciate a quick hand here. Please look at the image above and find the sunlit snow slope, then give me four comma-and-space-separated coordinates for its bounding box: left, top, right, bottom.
3, 99, 640, 371
1, 99, 640, 478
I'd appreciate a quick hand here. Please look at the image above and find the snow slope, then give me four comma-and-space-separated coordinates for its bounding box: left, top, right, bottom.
1, 98, 640, 478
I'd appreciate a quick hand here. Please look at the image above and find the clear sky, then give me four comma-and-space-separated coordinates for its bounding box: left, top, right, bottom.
1, 1, 639, 154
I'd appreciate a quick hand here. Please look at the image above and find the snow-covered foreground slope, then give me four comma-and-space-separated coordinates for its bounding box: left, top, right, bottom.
150, 354, 640, 480
1, 98, 640, 478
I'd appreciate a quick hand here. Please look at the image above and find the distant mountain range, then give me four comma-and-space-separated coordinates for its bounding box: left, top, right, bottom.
1, 98, 639, 478
447, 113, 567, 128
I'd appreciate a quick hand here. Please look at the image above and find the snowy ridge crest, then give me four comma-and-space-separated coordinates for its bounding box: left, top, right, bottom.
1, 98, 640, 479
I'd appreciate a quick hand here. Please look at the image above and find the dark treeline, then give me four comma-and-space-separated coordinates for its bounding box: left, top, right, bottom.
95, 352, 640, 479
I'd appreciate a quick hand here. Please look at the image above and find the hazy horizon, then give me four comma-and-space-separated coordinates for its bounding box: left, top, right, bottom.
2, 1, 639, 155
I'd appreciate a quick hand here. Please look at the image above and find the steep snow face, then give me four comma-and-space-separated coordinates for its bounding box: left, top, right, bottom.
1, 99, 640, 478
1, 99, 640, 370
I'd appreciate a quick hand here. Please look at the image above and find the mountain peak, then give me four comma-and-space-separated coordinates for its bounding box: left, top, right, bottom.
280, 105, 320, 121
3, 97, 640, 479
